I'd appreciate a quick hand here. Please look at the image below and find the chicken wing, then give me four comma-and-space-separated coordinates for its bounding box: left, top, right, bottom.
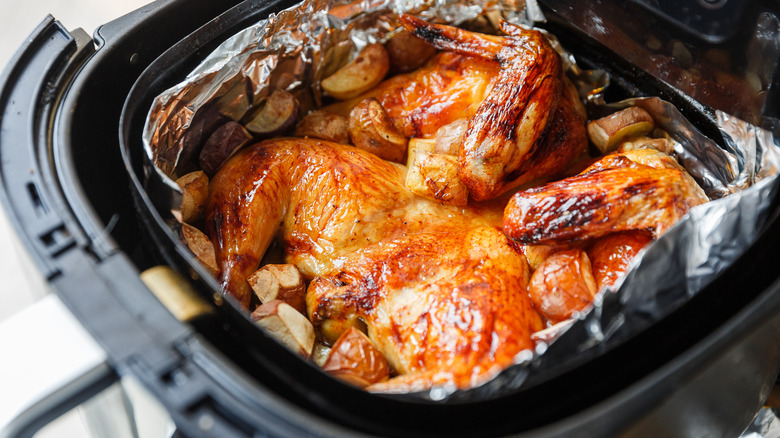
401, 15, 587, 200
503, 150, 708, 244
206, 138, 542, 389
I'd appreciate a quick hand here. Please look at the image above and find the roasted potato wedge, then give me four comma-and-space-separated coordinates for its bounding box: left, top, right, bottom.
385, 30, 437, 74
528, 249, 596, 323
174, 171, 209, 224
348, 98, 407, 163
322, 327, 390, 387
248, 264, 306, 314
251, 300, 315, 358
181, 223, 218, 277
199, 121, 253, 176
244, 90, 299, 135
319, 315, 367, 345
312, 342, 332, 367
587, 106, 655, 154
405, 138, 436, 168
406, 151, 468, 205
618, 136, 675, 155
321, 43, 389, 100
294, 110, 350, 144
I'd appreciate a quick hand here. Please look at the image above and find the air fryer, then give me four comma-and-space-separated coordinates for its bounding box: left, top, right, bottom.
1, 0, 779, 437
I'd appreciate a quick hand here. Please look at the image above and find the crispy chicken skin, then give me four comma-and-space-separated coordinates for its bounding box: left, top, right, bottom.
503, 150, 708, 244
325, 16, 587, 201
207, 138, 542, 389
308, 226, 543, 391
401, 15, 587, 200
325, 51, 500, 139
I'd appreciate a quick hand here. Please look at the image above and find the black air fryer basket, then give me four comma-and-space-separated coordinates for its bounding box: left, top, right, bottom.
1, 0, 780, 436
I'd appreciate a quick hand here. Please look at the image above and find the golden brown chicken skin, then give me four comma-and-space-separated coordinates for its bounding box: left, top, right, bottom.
308, 226, 543, 391
503, 150, 708, 244
325, 51, 500, 139
206, 138, 542, 390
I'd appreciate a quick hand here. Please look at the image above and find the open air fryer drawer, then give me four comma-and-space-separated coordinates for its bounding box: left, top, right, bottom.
1, 0, 780, 436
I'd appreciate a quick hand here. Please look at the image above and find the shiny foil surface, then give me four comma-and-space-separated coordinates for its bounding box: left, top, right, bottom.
141, 0, 780, 400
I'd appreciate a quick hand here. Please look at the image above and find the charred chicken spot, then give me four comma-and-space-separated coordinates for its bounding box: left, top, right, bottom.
211, 210, 225, 232
624, 181, 655, 197
414, 26, 444, 45
335, 272, 350, 287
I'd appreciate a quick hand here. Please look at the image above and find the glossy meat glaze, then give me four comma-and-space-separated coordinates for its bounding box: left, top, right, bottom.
503, 149, 708, 244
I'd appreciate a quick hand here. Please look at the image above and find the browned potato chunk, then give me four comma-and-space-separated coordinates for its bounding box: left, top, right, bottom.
312, 342, 332, 367
528, 249, 597, 323
406, 151, 468, 205
385, 30, 437, 74
434, 118, 468, 155
181, 223, 218, 277
251, 300, 315, 358
247, 264, 306, 314
319, 315, 366, 345
322, 327, 390, 387
244, 90, 299, 135
348, 98, 407, 163
174, 171, 209, 224
199, 121, 253, 176
294, 110, 350, 144
321, 44, 389, 100
524, 243, 578, 271
587, 107, 655, 154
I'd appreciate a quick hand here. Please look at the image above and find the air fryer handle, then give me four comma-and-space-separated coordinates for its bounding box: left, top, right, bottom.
0, 295, 116, 438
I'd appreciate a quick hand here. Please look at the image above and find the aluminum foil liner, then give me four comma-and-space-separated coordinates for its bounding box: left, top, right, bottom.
141, 0, 780, 401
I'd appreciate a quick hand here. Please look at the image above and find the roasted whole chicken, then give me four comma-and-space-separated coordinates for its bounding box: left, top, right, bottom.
197, 16, 709, 392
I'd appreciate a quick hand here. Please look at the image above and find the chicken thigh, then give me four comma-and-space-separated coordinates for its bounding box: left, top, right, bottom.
207, 138, 543, 390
